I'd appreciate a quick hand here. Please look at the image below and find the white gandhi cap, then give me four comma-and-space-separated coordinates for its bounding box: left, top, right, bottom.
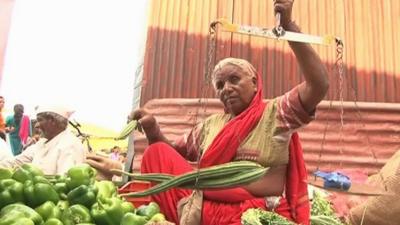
35, 105, 75, 119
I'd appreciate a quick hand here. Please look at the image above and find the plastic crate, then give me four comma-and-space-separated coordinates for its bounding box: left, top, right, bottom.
118, 180, 152, 208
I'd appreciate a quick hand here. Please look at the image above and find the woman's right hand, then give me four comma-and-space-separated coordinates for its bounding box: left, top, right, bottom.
128, 108, 161, 143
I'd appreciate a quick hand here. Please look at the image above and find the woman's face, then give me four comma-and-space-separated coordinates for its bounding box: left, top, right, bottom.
14, 105, 24, 115
213, 64, 257, 116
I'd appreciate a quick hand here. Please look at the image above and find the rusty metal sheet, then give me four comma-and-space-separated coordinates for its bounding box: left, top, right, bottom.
131, 99, 400, 175
142, 0, 400, 104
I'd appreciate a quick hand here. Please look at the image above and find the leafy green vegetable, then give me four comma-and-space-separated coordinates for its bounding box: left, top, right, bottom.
310, 190, 349, 225
311, 190, 335, 217
241, 208, 295, 225
310, 215, 345, 225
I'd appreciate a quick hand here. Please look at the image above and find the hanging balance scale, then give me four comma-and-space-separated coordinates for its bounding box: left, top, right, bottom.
207, 13, 392, 196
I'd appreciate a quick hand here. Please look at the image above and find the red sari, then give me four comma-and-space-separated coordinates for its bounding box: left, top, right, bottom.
141, 64, 310, 224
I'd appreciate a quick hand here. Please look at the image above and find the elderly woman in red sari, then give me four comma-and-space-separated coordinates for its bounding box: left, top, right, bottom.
129, 2, 328, 225
131, 1, 328, 225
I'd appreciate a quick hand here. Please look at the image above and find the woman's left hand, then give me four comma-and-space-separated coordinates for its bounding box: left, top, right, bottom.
86, 153, 123, 180
128, 108, 161, 143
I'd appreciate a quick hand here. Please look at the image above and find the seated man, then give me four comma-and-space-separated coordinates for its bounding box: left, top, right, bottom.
0, 105, 86, 175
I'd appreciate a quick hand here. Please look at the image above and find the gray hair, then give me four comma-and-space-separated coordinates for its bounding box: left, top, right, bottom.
211, 57, 257, 88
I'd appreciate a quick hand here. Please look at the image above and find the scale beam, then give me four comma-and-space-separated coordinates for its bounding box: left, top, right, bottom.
210, 18, 341, 46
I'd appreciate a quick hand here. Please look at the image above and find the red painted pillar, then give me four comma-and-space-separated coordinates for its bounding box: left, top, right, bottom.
0, 0, 15, 88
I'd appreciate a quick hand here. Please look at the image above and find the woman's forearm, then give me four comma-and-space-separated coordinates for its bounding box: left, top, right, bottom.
287, 22, 329, 112
145, 124, 170, 145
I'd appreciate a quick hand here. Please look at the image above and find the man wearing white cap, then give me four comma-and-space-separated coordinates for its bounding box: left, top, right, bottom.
0, 105, 86, 175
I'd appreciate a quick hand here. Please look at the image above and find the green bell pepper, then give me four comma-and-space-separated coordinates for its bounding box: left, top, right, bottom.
0, 179, 24, 209
66, 164, 97, 190
136, 202, 160, 220
120, 212, 148, 225
0, 203, 43, 225
24, 178, 60, 208
0, 211, 35, 225
12, 164, 44, 183
46, 174, 66, 185
54, 182, 69, 200
14, 218, 35, 225
90, 197, 125, 225
121, 201, 135, 214
35, 201, 62, 221
67, 185, 98, 208
149, 213, 166, 222
54, 182, 68, 193
57, 200, 69, 213
94, 180, 117, 199
43, 218, 64, 225
0, 211, 22, 225
61, 204, 92, 225
33, 175, 51, 185
0, 168, 13, 180
55, 174, 67, 183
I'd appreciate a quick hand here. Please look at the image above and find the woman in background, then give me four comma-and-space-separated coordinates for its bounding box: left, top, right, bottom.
0, 96, 6, 141
5, 104, 31, 156
22, 120, 42, 151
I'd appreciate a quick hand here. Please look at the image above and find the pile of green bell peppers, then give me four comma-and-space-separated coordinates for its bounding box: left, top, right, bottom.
24, 176, 60, 208
0, 203, 43, 225
0, 163, 170, 225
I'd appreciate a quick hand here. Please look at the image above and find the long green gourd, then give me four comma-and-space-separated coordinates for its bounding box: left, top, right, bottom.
115, 120, 140, 140
184, 167, 268, 189
115, 160, 263, 183
120, 161, 268, 198
117, 171, 173, 183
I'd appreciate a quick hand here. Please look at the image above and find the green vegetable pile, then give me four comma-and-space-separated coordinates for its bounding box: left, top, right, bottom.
310, 190, 349, 225
241, 208, 295, 225
240, 189, 351, 225
0, 164, 169, 225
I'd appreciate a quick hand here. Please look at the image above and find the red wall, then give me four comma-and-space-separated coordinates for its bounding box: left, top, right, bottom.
130, 99, 400, 174
0, 0, 15, 88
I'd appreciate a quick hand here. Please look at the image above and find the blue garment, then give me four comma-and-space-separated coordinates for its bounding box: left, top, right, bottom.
5, 115, 22, 156
314, 170, 351, 191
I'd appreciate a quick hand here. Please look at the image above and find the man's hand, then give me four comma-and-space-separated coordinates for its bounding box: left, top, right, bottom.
86, 153, 123, 180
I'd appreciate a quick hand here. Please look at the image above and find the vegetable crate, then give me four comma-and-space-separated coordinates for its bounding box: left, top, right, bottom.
118, 180, 152, 208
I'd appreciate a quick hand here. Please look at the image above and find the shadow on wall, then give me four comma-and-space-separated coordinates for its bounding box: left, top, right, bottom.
128, 98, 400, 174
141, 28, 400, 104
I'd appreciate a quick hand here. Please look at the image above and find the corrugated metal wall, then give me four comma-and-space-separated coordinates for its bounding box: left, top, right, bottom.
142, 0, 400, 104
131, 99, 400, 175
0, 0, 16, 87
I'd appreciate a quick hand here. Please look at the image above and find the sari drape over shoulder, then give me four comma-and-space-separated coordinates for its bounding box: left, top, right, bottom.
141, 58, 311, 225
